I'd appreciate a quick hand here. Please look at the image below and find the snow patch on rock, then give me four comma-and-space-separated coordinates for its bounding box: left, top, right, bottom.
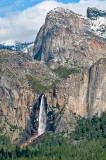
90, 17, 106, 38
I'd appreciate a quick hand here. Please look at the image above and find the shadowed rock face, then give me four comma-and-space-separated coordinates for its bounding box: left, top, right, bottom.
87, 7, 106, 20
33, 7, 106, 69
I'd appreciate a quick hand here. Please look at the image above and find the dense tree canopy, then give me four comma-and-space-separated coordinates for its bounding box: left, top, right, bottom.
0, 112, 106, 160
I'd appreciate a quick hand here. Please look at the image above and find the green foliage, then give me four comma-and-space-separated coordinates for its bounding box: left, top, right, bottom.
26, 74, 60, 94
73, 112, 106, 141
0, 126, 5, 132
52, 66, 80, 79
9, 124, 22, 133
0, 135, 11, 146
26, 74, 47, 94
0, 109, 3, 116
0, 133, 106, 160
0, 67, 2, 72
0, 113, 106, 160
9, 124, 19, 130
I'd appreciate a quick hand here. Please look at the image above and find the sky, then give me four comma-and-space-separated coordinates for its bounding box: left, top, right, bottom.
0, 0, 106, 43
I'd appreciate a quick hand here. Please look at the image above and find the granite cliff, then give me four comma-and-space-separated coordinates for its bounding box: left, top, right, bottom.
33, 7, 106, 69
0, 49, 58, 142
0, 49, 105, 141
0, 7, 106, 142
46, 58, 106, 134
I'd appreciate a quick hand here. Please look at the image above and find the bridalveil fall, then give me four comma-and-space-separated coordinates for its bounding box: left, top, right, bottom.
38, 95, 46, 135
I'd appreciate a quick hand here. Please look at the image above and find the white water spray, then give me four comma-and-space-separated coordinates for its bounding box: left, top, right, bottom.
38, 95, 46, 135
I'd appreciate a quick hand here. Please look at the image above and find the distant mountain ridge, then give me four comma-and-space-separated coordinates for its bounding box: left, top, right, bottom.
1, 7, 105, 56
87, 7, 106, 20
0, 40, 34, 54
1, 40, 20, 46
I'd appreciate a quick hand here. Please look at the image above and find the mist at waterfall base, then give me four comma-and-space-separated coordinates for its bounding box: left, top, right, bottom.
38, 95, 47, 135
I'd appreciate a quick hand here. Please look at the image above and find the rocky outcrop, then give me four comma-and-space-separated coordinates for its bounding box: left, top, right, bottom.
87, 7, 106, 20
45, 58, 106, 134
0, 52, 106, 140
0, 49, 58, 142
33, 7, 106, 69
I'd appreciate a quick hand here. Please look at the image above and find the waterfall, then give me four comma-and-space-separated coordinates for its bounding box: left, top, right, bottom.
38, 95, 46, 135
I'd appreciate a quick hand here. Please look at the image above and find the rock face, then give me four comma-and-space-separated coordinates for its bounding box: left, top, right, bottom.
0, 7, 106, 141
47, 58, 106, 117
1, 49, 105, 139
45, 58, 106, 134
0, 49, 58, 142
33, 7, 106, 69
87, 7, 106, 20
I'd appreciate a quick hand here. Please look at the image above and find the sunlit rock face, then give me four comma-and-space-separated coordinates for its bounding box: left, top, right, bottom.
0, 49, 56, 142
43, 58, 106, 134
34, 7, 106, 69
46, 58, 106, 118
